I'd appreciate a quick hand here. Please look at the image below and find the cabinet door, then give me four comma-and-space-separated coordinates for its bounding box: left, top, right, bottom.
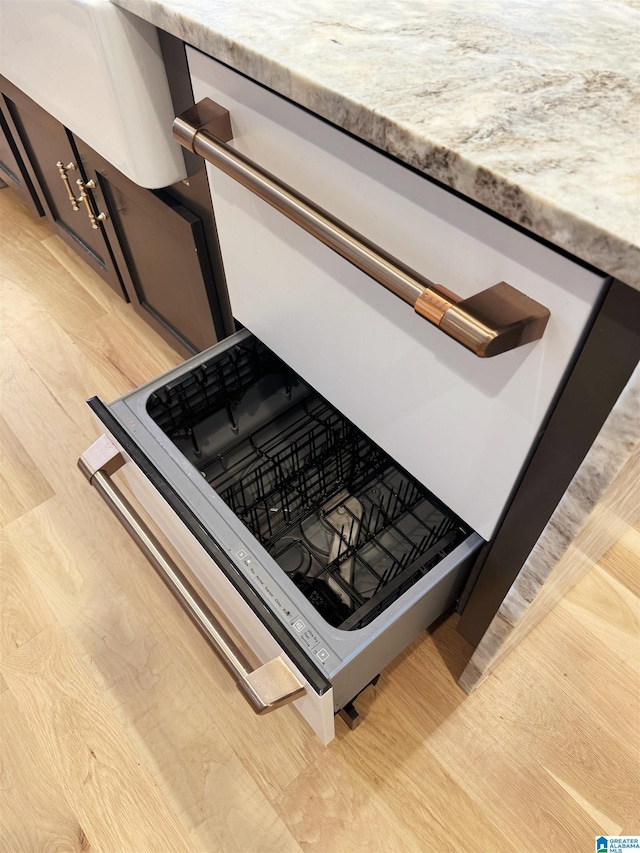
0, 107, 42, 215
75, 137, 219, 355
1, 83, 125, 298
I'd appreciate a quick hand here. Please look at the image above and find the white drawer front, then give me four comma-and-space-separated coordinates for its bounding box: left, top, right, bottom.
97, 421, 335, 745
188, 48, 606, 540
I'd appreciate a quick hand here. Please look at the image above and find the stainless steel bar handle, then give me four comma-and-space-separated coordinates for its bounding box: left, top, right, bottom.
173, 99, 550, 358
78, 435, 306, 715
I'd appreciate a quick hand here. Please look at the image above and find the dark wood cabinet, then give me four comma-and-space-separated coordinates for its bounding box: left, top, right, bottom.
0, 75, 229, 355
75, 137, 219, 355
0, 108, 42, 215
0, 79, 125, 298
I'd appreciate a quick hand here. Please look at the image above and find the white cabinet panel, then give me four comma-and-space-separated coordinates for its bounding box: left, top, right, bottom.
97, 419, 336, 745
188, 48, 606, 539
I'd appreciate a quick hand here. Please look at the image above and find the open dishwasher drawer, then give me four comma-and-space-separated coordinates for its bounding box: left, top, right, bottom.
83, 329, 482, 743
80, 49, 608, 744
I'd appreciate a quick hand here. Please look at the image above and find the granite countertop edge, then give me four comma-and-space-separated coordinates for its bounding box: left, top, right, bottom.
112, 0, 640, 290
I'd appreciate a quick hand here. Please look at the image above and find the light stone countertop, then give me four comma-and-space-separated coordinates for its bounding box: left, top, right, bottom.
112, 0, 640, 289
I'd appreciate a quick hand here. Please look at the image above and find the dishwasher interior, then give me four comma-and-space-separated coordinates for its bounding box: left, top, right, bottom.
146, 337, 472, 631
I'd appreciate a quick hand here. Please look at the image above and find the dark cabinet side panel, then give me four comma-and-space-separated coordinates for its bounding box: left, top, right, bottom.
158, 29, 235, 341
457, 279, 640, 645
75, 136, 219, 355
107, 181, 217, 353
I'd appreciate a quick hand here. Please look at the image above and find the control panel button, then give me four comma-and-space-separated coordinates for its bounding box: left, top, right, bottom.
300, 629, 319, 649
316, 648, 330, 662
292, 619, 306, 633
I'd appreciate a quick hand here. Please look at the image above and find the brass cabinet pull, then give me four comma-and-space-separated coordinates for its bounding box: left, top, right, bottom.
78, 435, 306, 715
174, 99, 550, 357
56, 160, 79, 211
76, 177, 108, 229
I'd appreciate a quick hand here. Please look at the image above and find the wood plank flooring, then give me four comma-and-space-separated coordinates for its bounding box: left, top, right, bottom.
1, 187, 638, 852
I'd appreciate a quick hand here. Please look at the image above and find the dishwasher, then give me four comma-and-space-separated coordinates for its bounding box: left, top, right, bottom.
79, 48, 607, 743
83, 330, 482, 743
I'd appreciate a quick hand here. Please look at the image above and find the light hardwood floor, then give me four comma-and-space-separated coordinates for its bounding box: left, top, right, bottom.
1, 186, 638, 852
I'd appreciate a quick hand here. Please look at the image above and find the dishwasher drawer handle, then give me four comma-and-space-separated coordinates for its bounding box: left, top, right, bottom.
78, 435, 306, 715
173, 99, 550, 358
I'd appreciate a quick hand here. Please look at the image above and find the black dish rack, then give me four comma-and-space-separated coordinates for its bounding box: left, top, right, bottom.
147, 341, 470, 630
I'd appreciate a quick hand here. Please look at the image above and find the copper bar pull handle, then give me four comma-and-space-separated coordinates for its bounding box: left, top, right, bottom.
56, 160, 79, 211
173, 98, 550, 357
78, 435, 306, 715
76, 178, 108, 229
